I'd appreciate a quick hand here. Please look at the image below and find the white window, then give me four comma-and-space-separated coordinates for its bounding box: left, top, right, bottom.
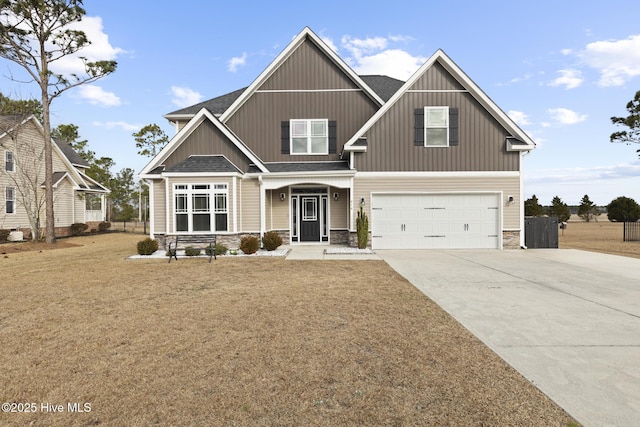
5, 187, 15, 214
5, 151, 14, 172
290, 119, 328, 154
174, 184, 228, 233
424, 106, 449, 147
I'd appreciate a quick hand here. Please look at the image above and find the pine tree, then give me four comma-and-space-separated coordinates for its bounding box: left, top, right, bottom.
577, 195, 600, 222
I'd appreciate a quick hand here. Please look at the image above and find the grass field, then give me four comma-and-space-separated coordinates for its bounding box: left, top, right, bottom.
560, 220, 640, 259
0, 233, 577, 426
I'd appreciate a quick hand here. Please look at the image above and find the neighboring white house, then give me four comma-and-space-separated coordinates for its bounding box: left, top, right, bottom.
0, 114, 109, 239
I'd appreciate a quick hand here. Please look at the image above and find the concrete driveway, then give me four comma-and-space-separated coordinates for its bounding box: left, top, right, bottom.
379, 249, 640, 427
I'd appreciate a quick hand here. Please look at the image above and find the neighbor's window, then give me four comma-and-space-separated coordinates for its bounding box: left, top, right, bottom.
5, 187, 15, 214
5, 151, 14, 172
290, 119, 328, 154
424, 106, 449, 147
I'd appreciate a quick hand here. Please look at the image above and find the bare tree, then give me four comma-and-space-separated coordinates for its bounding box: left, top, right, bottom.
0, 114, 46, 239
0, 0, 117, 243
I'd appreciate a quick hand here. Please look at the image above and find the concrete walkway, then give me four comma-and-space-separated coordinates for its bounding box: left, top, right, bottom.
283, 245, 381, 260
378, 249, 640, 427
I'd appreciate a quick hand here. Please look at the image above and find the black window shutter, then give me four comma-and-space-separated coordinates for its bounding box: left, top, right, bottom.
449, 108, 459, 146
328, 120, 337, 154
414, 108, 424, 146
281, 121, 290, 154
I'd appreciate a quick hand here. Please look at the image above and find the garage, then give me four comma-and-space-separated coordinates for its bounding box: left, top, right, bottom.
370, 193, 500, 249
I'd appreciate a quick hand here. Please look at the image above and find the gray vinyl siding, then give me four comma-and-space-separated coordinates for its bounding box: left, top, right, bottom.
261, 39, 359, 91
357, 62, 519, 172
225, 38, 379, 163
353, 175, 521, 230
164, 120, 251, 172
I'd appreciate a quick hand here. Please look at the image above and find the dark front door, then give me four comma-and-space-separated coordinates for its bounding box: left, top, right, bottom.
300, 196, 321, 242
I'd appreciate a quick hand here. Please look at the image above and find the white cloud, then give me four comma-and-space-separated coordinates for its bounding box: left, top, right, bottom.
49, 16, 125, 76
560, 48, 573, 56
321, 36, 338, 53
579, 34, 640, 86
508, 110, 531, 126
338, 34, 425, 80
547, 107, 587, 125
527, 161, 640, 184
92, 120, 140, 132
351, 49, 426, 80
75, 85, 121, 107
548, 69, 583, 89
341, 35, 388, 56
171, 86, 202, 108
228, 52, 248, 72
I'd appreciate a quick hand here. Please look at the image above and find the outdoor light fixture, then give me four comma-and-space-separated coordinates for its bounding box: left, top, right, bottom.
333, 192, 339, 201
507, 195, 515, 204
280, 193, 286, 201
360, 197, 365, 206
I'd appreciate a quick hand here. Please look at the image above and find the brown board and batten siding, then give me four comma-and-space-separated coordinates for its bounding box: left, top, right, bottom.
163, 120, 252, 172
354, 175, 522, 230
225, 38, 379, 163
356, 62, 520, 172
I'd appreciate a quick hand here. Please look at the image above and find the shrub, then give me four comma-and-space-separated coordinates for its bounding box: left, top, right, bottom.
184, 246, 201, 256
607, 196, 640, 222
239, 235, 259, 254
262, 231, 283, 251
137, 237, 159, 255
205, 243, 228, 256
70, 223, 88, 236
356, 206, 369, 249
0, 229, 9, 243
98, 221, 111, 232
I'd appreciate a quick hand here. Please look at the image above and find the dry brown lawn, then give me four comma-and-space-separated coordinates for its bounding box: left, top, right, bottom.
560, 220, 640, 259
0, 233, 577, 426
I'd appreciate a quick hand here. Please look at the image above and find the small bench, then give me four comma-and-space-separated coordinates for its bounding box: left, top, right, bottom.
167, 235, 217, 263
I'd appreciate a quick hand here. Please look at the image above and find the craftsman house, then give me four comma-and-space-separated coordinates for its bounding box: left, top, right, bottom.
140, 27, 534, 249
0, 114, 109, 239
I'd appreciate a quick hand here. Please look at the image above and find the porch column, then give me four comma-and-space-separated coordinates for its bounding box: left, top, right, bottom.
259, 175, 266, 241
146, 180, 155, 238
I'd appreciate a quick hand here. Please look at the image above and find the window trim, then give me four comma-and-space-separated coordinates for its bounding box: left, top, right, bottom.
424, 106, 449, 147
5, 150, 14, 172
5, 186, 15, 214
173, 183, 228, 233
290, 119, 329, 155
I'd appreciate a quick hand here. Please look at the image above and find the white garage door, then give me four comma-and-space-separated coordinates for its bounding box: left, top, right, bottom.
371, 193, 500, 249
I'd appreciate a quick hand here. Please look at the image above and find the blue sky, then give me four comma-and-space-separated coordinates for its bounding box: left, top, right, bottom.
2, 0, 640, 207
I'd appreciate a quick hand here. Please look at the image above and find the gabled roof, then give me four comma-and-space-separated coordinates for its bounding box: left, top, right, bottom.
1, 114, 109, 192
164, 75, 405, 122
360, 75, 405, 102
164, 155, 241, 174
164, 87, 247, 119
344, 49, 536, 151
53, 138, 89, 168
140, 108, 268, 177
219, 27, 385, 123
